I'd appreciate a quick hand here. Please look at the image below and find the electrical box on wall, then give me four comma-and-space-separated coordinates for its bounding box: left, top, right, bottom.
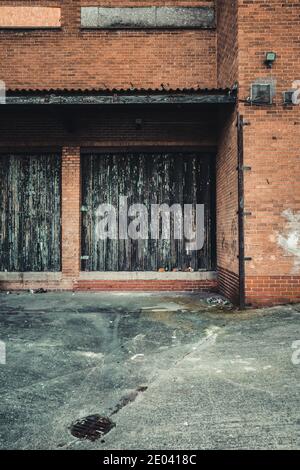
283, 91, 294, 105
250, 84, 272, 105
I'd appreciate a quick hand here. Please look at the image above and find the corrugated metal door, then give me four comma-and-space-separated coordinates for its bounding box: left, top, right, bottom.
81, 152, 216, 272
0, 153, 61, 272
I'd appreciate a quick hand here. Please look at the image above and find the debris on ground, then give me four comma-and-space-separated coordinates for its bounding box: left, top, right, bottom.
29, 288, 48, 294
185, 267, 194, 272
207, 297, 233, 308
35, 288, 48, 294
131, 354, 145, 361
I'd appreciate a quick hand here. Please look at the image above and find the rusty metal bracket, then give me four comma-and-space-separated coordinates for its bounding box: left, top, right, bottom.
237, 256, 252, 261
237, 211, 252, 217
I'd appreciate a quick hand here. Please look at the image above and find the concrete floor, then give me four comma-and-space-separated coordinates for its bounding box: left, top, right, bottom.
0, 291, 299, 450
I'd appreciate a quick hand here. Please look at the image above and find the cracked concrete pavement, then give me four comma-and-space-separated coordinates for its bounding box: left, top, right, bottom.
0, 292, 299, 450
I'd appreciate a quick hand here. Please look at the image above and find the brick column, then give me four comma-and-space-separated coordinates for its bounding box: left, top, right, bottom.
61, 147, 81, 288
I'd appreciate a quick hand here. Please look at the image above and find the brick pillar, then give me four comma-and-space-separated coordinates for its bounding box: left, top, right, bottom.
61, 147, 81, 287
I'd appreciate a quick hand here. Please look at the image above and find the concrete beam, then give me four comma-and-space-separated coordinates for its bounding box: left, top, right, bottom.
81, 7, 215, 29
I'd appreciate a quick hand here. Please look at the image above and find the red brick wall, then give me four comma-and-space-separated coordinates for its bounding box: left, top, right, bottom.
0, 0, 216, 90
216, 108, 239, 303
215, 0, 239, 303
218, 266, 239, 304
237, 0, 300, 305
75, 279, 218, 292
246, 276, 300, 307
216, 0, 300, 307
216, 0, 238, 89
61, 147, 81, 287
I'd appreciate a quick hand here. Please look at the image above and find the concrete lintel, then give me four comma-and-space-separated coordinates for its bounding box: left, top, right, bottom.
79, 271, 217, 281
81, 7, 99, 28
156, 7, 214, 28
81, 7, 215, 29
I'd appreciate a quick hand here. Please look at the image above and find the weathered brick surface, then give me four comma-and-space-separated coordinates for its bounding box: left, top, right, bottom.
216, 108, 239, 285
75, 280, 218, 292
216, 0, 238, 89
218, 267, 239, 305
0, 279, 217, 293
246, 276, 300, 307
216, 0, 239, 303
238, 0, 300, 305
61, 147, 81, 284
0, 0, 216, 90
217, 0, 300, 306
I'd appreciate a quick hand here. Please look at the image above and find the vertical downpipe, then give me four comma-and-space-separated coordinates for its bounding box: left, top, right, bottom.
237, 114, 245, 309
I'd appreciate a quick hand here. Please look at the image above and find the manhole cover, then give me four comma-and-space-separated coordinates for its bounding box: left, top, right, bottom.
70, 415, 115, 442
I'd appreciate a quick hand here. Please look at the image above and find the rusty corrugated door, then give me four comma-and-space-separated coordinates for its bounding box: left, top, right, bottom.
0, 153, 61, 272
81, 152, 216, 272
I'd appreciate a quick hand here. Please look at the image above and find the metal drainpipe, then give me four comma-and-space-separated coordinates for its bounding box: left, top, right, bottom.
237, 113, 246, 309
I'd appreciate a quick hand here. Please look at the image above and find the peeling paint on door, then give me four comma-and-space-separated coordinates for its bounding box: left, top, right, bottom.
81, 152, 216, 272
0, 153, 61, 272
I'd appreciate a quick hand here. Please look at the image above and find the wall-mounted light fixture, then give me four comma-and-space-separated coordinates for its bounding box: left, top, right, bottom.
264, 52, 277, 69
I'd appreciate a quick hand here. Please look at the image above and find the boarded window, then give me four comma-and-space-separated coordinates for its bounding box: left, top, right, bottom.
0, 154, 61, 272
0, 7, 61, 29
81, 152, 216, 272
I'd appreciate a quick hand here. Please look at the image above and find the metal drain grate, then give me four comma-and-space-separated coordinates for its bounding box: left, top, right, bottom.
70, 415, 115, 442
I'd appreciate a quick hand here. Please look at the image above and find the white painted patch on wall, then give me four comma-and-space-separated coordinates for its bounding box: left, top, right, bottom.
277, 210, 300, 273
